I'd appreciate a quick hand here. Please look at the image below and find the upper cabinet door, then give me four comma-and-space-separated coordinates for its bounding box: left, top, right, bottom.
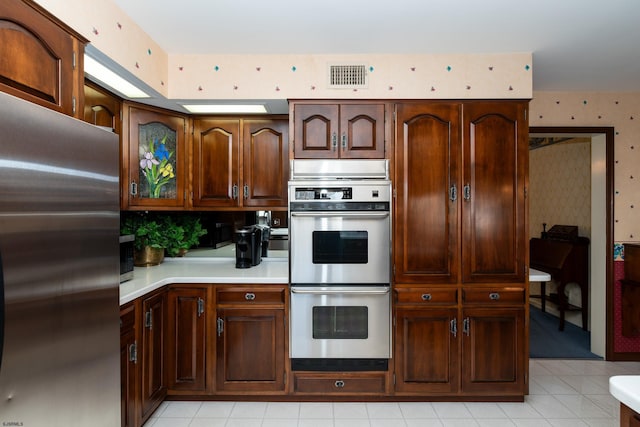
292, 102, 387, 159
243, 119, 289, 207
394, 103, 461, 284
192, 119, 241, 208
124, 105, 187, 209
339, 104, 385, 159
0, 0, 85, 118
293, 104, 340, 158
461, 102, 528, 283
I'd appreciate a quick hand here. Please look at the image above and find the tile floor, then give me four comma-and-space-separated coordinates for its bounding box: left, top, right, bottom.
143, 358, 639, 427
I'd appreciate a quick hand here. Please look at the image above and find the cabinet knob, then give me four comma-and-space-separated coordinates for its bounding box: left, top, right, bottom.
245, 292, 256, 301
334, 380, 345, 388
421, 293, 432, 301
489, 292, 500, 301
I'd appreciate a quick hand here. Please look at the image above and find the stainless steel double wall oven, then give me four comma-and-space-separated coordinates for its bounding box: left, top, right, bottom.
288, 160, 392, 371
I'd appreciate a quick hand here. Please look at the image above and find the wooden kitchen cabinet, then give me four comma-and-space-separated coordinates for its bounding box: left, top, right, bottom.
0, 0, 86, 118
393, 100, 529, 398
120, 302, 139, 427
140, 290, 167, 424
292, 372, 387, 395
166, 285, 208, 394
84, 80, 122, 132
460, 306, 526, 395
394, 101, 527, 285
394, 287, 459, 395
291, 101, 387, 159
461, 102, 528, 284
620, 403, 640, 427
192, 117, 289, 209
215, 285, 287, 393
394, 102, 461, 285
122, 103, 188, 210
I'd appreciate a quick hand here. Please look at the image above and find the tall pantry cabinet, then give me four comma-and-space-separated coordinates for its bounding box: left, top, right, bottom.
393, 101, 529, 398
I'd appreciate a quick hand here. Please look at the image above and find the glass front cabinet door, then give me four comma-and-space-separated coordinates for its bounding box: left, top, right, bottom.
123, 104, 187, 209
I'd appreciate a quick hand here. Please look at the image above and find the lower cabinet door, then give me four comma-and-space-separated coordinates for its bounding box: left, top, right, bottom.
216, 307, 286, 392
167, 286, 207, 392
141, 291, 167, 422
394, 307, 459, 394
120, 304, 137, 427
461, 307, 525, 395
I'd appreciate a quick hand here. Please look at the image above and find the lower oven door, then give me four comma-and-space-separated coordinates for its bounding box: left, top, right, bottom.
290, 211, 390, 284
290, 285, 391, 360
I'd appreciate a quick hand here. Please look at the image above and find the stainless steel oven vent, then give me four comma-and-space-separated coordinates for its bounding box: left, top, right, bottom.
328, 64, 368, 88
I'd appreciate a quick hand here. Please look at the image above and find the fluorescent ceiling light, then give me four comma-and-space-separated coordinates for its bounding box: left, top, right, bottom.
181, 104, 267, 114
84, 55, 149, 98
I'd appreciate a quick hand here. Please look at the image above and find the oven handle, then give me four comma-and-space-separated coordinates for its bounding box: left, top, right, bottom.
290, 212, 389, 219
291, 286, 390, 295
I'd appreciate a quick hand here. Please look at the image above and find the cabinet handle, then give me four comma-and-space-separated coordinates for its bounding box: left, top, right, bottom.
334, 380, 345, 388
217, 317, 224, 337
332, 132, 337, 150
450, 318, 457, 338
232, 184, 239, 200
197, 297, 204, 317
130, 181, 138, 196
489, 292, 500, 301
449, 184, 457, 202
341, 133, 347, 149
243, 184, 249, 199
245, 292, 256, 301
128, 342, 137, 363
145, 310, 153, 329
421, 293, 432, 301
463, 317, 470, 336
463, 183, 471, 201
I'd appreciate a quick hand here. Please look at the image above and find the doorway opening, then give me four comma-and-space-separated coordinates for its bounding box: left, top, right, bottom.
528, 126, 614, 359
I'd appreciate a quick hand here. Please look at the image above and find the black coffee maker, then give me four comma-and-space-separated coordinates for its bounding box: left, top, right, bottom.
235, 226, 262, 268
255, 224, 270, 258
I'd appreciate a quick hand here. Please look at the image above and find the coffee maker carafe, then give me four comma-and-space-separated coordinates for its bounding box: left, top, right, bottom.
234, 226, 262, 268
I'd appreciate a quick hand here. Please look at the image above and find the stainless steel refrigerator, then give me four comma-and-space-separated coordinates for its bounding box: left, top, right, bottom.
0, 91, 120, 426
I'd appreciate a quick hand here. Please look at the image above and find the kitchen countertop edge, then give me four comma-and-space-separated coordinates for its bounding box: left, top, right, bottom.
119, 257, 289, 306
609, 375, 640, 413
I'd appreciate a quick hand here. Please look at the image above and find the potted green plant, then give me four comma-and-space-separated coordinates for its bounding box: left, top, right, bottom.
164, 215, 207, 257
121, 212, 169, 266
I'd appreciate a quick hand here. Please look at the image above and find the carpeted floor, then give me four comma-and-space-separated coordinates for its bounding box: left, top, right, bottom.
529, 305, 601, 359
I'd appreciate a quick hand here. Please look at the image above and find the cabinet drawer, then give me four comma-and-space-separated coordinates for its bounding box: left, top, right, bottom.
217, 287, 285, 305
395, 288, 457, 305
462, 287, 524, 305
293, 373, 386, 394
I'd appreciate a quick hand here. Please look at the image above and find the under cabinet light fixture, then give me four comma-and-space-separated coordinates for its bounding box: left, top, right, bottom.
84, 55, 149, 98
181, 104, 267, 114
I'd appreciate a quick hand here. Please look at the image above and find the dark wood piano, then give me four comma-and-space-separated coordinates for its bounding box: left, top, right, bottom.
529, 225, 590, 331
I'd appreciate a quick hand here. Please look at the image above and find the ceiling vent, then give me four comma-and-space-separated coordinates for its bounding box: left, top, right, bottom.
327, 63, 368, 89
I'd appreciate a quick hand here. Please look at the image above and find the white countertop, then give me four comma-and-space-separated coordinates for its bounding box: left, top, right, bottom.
529, 267, 551, 282
121, 247, 552, 306
610, 376, 640, 412
120, 249, 288, 306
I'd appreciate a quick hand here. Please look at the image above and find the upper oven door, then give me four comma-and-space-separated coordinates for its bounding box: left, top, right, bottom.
290, 210, 390, 284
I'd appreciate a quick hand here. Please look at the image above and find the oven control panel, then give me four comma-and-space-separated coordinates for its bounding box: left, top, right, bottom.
294, 187, 352, 201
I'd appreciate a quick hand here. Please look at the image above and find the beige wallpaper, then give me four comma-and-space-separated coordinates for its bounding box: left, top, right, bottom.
529, 92, 640, 254
529, 141, 592, 240
34, 0, 532, 100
